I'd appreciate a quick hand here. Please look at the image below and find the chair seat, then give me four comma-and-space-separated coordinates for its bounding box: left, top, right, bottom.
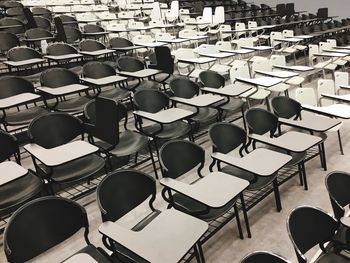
4, 106, 48, 126
316, 252, 350, 263
172, 191, 238, 221
56, 96, 91, 113
42, 154, 105, 184
191, 107, 219, 124
262, 144, 307, 166
142, 121, 191, 140
221, 164, 277, 191
286, 76, 304, 86
68, 244, 114, 263
97, 130, 150, 157
99, 87, 131, 101
295, 44, 307, 51
0, 171, 42, 212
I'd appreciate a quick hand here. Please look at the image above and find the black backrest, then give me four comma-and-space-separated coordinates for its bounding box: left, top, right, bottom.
116, 56, 145, 72
4, 196, 89, 263
0, 75, 35, 99
133, 89, 169, 113
0, 17, 24, 34
317, 8, 328, 19
325, 171, 350, 220
276, 4, 286, 16
46, 43, 77, 56
40, 67, 80, 88
83, 61, 115, 79
28, 112, 83, 148
169, 77, 199, 98
0, 129, 19, 163
84, 97, 120, 146
245, 108, 278, 136
209, 122, 246, 154
160, 140, 205, 179
3, 0, 22, 8
83, 24, 104, 33
32, 7, 51, 20
25, 28, 52, 39
287, 206, 338, 263
54, 16, 67, 42
109, 37, 133, 48
7, 46, 41, 61
154, 46, 174, 74
241, 251, 289, 263
199, 70, 225, 89
64, 26, 82, 43
97, 169, 156, 222
285, 3, 294, 17
0, 32, 19, 54
271, 96, 301, 120
23, 7, 37, 29
79, 39, 105, 51
33, 16, 51, 31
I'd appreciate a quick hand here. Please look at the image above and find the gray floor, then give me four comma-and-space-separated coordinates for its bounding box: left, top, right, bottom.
1, 72, 350, 263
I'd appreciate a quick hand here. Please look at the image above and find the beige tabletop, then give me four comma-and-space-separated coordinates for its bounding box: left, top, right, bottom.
37, 84, 89, 96
63, 253, 97, 263
249, 131, 322, 153
3, 58, 45, 67
235, 76, 282, 87
322, 48, 350, 54
81, 75, 127, 86
279, 114, 341, 132
24, 141, 98, 167
99, 208, 208, 263
314, 52, 347, 58
0, 93, 40, 109
219, 48, 254, 54
118, 69, 162, 78
255, 69, 299, 78
134, 108, 194, 124
160, 171, 249, 208
273, 65, 314, 72
198, 52, 235, 59
302, 104, 350, 119
201, 84, 252, 97
79, 49, 115, 56
0, 161, 28, 186
334, 45, 350, 50
135, 42, 167, 48
180, 35, 208, 40
177, 57, 216, 64
45, 54, 83, 61
321, 93, 350, 102
159, 38, 189, 44
170, 94, 224, 107
274, 37, 303, 43
212, 148, 292, 177
241, 45, 274, 51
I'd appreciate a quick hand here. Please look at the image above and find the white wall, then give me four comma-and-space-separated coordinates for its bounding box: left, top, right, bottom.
253, 0, 349, 18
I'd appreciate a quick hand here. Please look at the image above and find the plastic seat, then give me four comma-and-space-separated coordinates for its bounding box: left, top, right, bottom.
241, 251, 290, 263
148, 46, 174, 85
0, 32, 19, 56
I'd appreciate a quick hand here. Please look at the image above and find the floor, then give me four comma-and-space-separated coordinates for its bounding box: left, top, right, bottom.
1, 69, 350, 263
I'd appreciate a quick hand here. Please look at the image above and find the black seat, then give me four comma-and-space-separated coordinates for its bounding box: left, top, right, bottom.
0, 130, 43, 218
4, 196, 112, 262
148, 46, 174, 85
0, 32, 19, 57
82, 62, 131, 101
170, 76, 219, 130
159, 140, 245, 238
245, 108, 308, 189
199, 70, 245, 120
40, 67, 90, 113
84, 97, 157, 177
0, 76, 48, 131
287, 206, 348, 263
241, 251, 290, 263
27, 112, 106, 192
97, 169, 158, 262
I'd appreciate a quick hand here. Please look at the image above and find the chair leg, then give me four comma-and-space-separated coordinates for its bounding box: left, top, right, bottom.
298, 163, 303, 186
194, 243, 205, 263
240, 193, 251, 238
321, 142, 327, 171
234, 203, 244, 239
337, 130, 344, 155
272, 178, 282, 212
148, 141, 159, 179
301, 161, 308, 191
318, 144, 325, 170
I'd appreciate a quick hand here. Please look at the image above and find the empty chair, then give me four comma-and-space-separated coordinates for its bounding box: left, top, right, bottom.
287, 205, 348, 263
33, 16, 51, 31
46, 42, 82, 65
32, 7, 52, 20
6, 46, 43, 73
148, 46, 174, 86
3, 197, 112, 262
241, 251, 290, 263
0, 32, 19, 56
25, 28, 54, 50
109, 37, 134, 55
0, 17, 25, 35
83, 24, 107, 41
63, 26, 82, 45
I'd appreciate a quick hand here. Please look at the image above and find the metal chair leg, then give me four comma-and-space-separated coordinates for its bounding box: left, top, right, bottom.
272, 178, 282, 212
234, 203, 244, 239
337, 130, 344, 155
240, 193, 251, 238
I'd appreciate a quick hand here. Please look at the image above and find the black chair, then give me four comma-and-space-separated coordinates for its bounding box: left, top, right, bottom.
64, 26, 82, 45
241, 251, 290, 263
82, 61, 131, 101
46, 42, 82, 65
285, 3, 295, 17
23, 7, 37, 29
116, 56, 148, 91
148, 46, 174, 86
40, 67, 91, 113
109, 37, 135, 56
27, 112, 106, 193
4, 196, 112, 262
6, 46, 43, 74
0, 130, 43, 218
97, 169, 158, 262
133, 89, 193, 152
80, 39, 114, 60
276, 3, 286, 17
83, 24, 107, 41
0, 17, 25, 35
199, 70, 245, 121
287, 206, 348, 263
33, 16, 51, 31
32, 7, 52, 20
245, 108, 308, 189
84, 97, 158, 178
6, 7, 25, 23
0, 32, 19, 56
2, 0, 22, 9
0, 76, 48, 132
25, 28, 54, 49
159, 139, 245, 238
169, 76, 219, 130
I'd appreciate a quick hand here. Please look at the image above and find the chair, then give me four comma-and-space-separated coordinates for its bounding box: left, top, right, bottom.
165, 0, 179, 23
32, 7, 52, 20
83, 24, 107, 41
64, 26, 82, 45
159, 139, 246, 238
241, 251, 290, 263
148, 46, 174, 86
84, 97, 158, 177
33, 16, 51, 31
0, 17, 25, 35
46, 42, 81, 64
4, 196, 112, 262
25, 28, 54, 50
287, 205, 348, 263
109, 37, 134, 55
0, 130, 43, 218
27, 112, 106, 193
199, 70, 245, 120
0, 32, 19, 56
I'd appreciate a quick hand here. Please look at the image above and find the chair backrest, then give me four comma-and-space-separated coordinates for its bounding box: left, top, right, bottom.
287, 206, 338, 263
295, 88, 318, 106
34, 16, 51, 31
334, 71, 348, 92
54, 16, 67, 42
97, 169, 156, 222
0, 129, 19, 163
0, 32, 19, 54
209, 122, 246, 155
133, 89, 169, 113
319, 41, 332, 52
248, 21, 257, 29
46, 43, 78, 56
169, 77, 199, 98
199, 70, 225, 89
4, 196, 89, 263
80, 39, 106, 52
202, 7, 212, 24
109, 37, 133, 48
154, 46, 174, 74
325, 171, 350, 220
282, 29, 293, 38
230, 60, 250, 82
241, 251, 290, 263
251, 58, 272, 76
83, 61, 115, 79
276, 4, 286, 16
326, 39, 337, 48
160, 140, 205, 179
285, 3, 294, 17
270, 31, 282, 47
213, 6, 224, 25
83, 24, 104, 33
215, 41, 232, 50
245, 108, 278, 136
28, 112, 83, 148
150, 2, 161, 20
40, 67, 79, 88
236, 37, 255, 49
317, 79, 335, 105
25, 28, 52, 39
270, 55, 286, 67
308, 44, 319, 61
174, 48, 196, 60
7, 46, 41, 61
23, 7, 37, 29
116, 56, 144, 72
169, 0, 179, 17
271, 96, 301, 120
0, 75, 35, 100
179, 28, 197, 38
0, 17, 24, 34
155, 32, 173, 41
